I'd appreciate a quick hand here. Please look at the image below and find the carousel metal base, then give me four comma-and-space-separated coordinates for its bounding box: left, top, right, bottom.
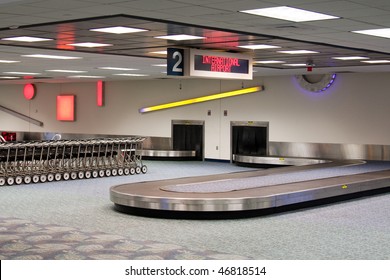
110, 158, 390, 219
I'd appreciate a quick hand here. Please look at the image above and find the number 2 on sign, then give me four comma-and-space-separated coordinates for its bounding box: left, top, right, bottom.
172, 51, 183, 73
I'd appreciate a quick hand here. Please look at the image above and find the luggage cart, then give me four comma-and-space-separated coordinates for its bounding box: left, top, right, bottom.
0, 137, 147, 186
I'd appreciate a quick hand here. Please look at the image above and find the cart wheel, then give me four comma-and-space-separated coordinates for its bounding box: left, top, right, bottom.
7, 177, 15, 186
70, 172, 78, 180
15, 176, 23, 185
55, 173, 62, 181
0, 177, 6, 186
124, 168, 130, 175
92, 170, 99, 178
32, 175, 40, 183
85, 171, 91, 179
78, 171, 85, 179
111, 168, 118, 176
99, 169, 105, 177
47, 173, 54, 182
63, 172, 70, 180
105, 169, 112, 177
117, 168, 124, 176
40, 174, 47, 183
24, 175, 32, 184
130, 167, 136, 175
141, 165, 148, 174
135, 166, 141, 174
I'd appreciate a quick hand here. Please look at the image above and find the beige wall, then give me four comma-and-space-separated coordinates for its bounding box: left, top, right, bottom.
1, 72, 390, 159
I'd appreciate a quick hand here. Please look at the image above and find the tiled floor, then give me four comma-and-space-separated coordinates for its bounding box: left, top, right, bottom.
0, 161, 389, 259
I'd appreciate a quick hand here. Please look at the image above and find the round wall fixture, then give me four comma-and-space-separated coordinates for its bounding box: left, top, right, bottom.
23, 83, 36, 100
295, 73, 336, 92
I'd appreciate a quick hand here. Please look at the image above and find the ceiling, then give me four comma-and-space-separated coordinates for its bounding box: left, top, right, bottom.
0, 0, 390, 84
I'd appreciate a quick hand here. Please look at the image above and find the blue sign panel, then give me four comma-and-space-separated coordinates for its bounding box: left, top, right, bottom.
167, 48, 184, 76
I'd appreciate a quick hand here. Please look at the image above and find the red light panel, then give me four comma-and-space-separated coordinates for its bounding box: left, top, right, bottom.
56, 95, 75, 121
97, 80, 104, 106
23, 83, 35, 100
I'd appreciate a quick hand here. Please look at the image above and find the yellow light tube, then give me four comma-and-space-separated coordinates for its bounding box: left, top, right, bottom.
139, 86, 263, 113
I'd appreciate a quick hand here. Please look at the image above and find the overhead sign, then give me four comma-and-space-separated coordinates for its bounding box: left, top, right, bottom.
167, 48, 185, 76
189, 49, 253, 80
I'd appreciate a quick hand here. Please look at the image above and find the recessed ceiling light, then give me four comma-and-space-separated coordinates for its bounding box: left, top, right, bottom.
238, 44, 281, 50
0, 59, 20, 63
255, 60, 286, 64
332, 56, 369, 60
154, 34, 205, 41
113, 73, 149, 77
150, 51, 168, 55
68, 75, 105, 79
46, 69, 87, 73
67, 42, 113, 48
283, 63, 307, 67
90, 26, 148, 34
240, 6, 339, 22
4, 71, 41, 75
98, 67, 138, 71
1, 36, 53, 42
22, 54, 82, 60
278, 50, 319, 54
352, 28, 390, 39
361, 60, 390, 64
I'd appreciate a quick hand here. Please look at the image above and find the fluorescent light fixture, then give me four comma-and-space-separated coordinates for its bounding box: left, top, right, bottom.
155, 34, 205, 41
278, 50, 319, 54
68, 75, 105, 79
0, 59, 20, 63
332, 56, 369, 60
4, 71, 41, 75
0, 76, 19, 79
98, 67, 138, 71
139, 86, 262, 113
152, 64, 167, 67
90, 26, 148, 34
22, 54, 82, 60
150, 51, 168, 55
361, 60, 390, 64
1, 36, 53, 42
240, 6, 339, 22
46, 69, 87, 73
113, 73, 149, 77
67, 42, 113, 48
283, 63, 307, 67
238, 44, 281, 50
352, 28, 390, 39
255, 60, 286, 64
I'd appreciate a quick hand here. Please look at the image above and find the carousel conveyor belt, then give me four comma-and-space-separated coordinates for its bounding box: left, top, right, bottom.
110, 159, 390, 218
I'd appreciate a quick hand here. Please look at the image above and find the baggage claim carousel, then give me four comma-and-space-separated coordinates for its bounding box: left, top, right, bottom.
110, 155, 390, 219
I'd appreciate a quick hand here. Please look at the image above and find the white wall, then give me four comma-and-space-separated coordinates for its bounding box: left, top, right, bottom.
1, 72, 390, 159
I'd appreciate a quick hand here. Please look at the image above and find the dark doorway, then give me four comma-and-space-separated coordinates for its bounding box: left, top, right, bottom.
231, 121, 269, 160
172, 120, 204, 160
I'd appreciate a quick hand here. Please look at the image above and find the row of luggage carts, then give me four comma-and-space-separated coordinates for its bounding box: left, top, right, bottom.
0, 137, 147, 186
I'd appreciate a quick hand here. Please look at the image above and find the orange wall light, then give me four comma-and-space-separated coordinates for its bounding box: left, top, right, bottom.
23, 83, 36, 100
97, 80, 104, 106
56, 95, 75, 121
